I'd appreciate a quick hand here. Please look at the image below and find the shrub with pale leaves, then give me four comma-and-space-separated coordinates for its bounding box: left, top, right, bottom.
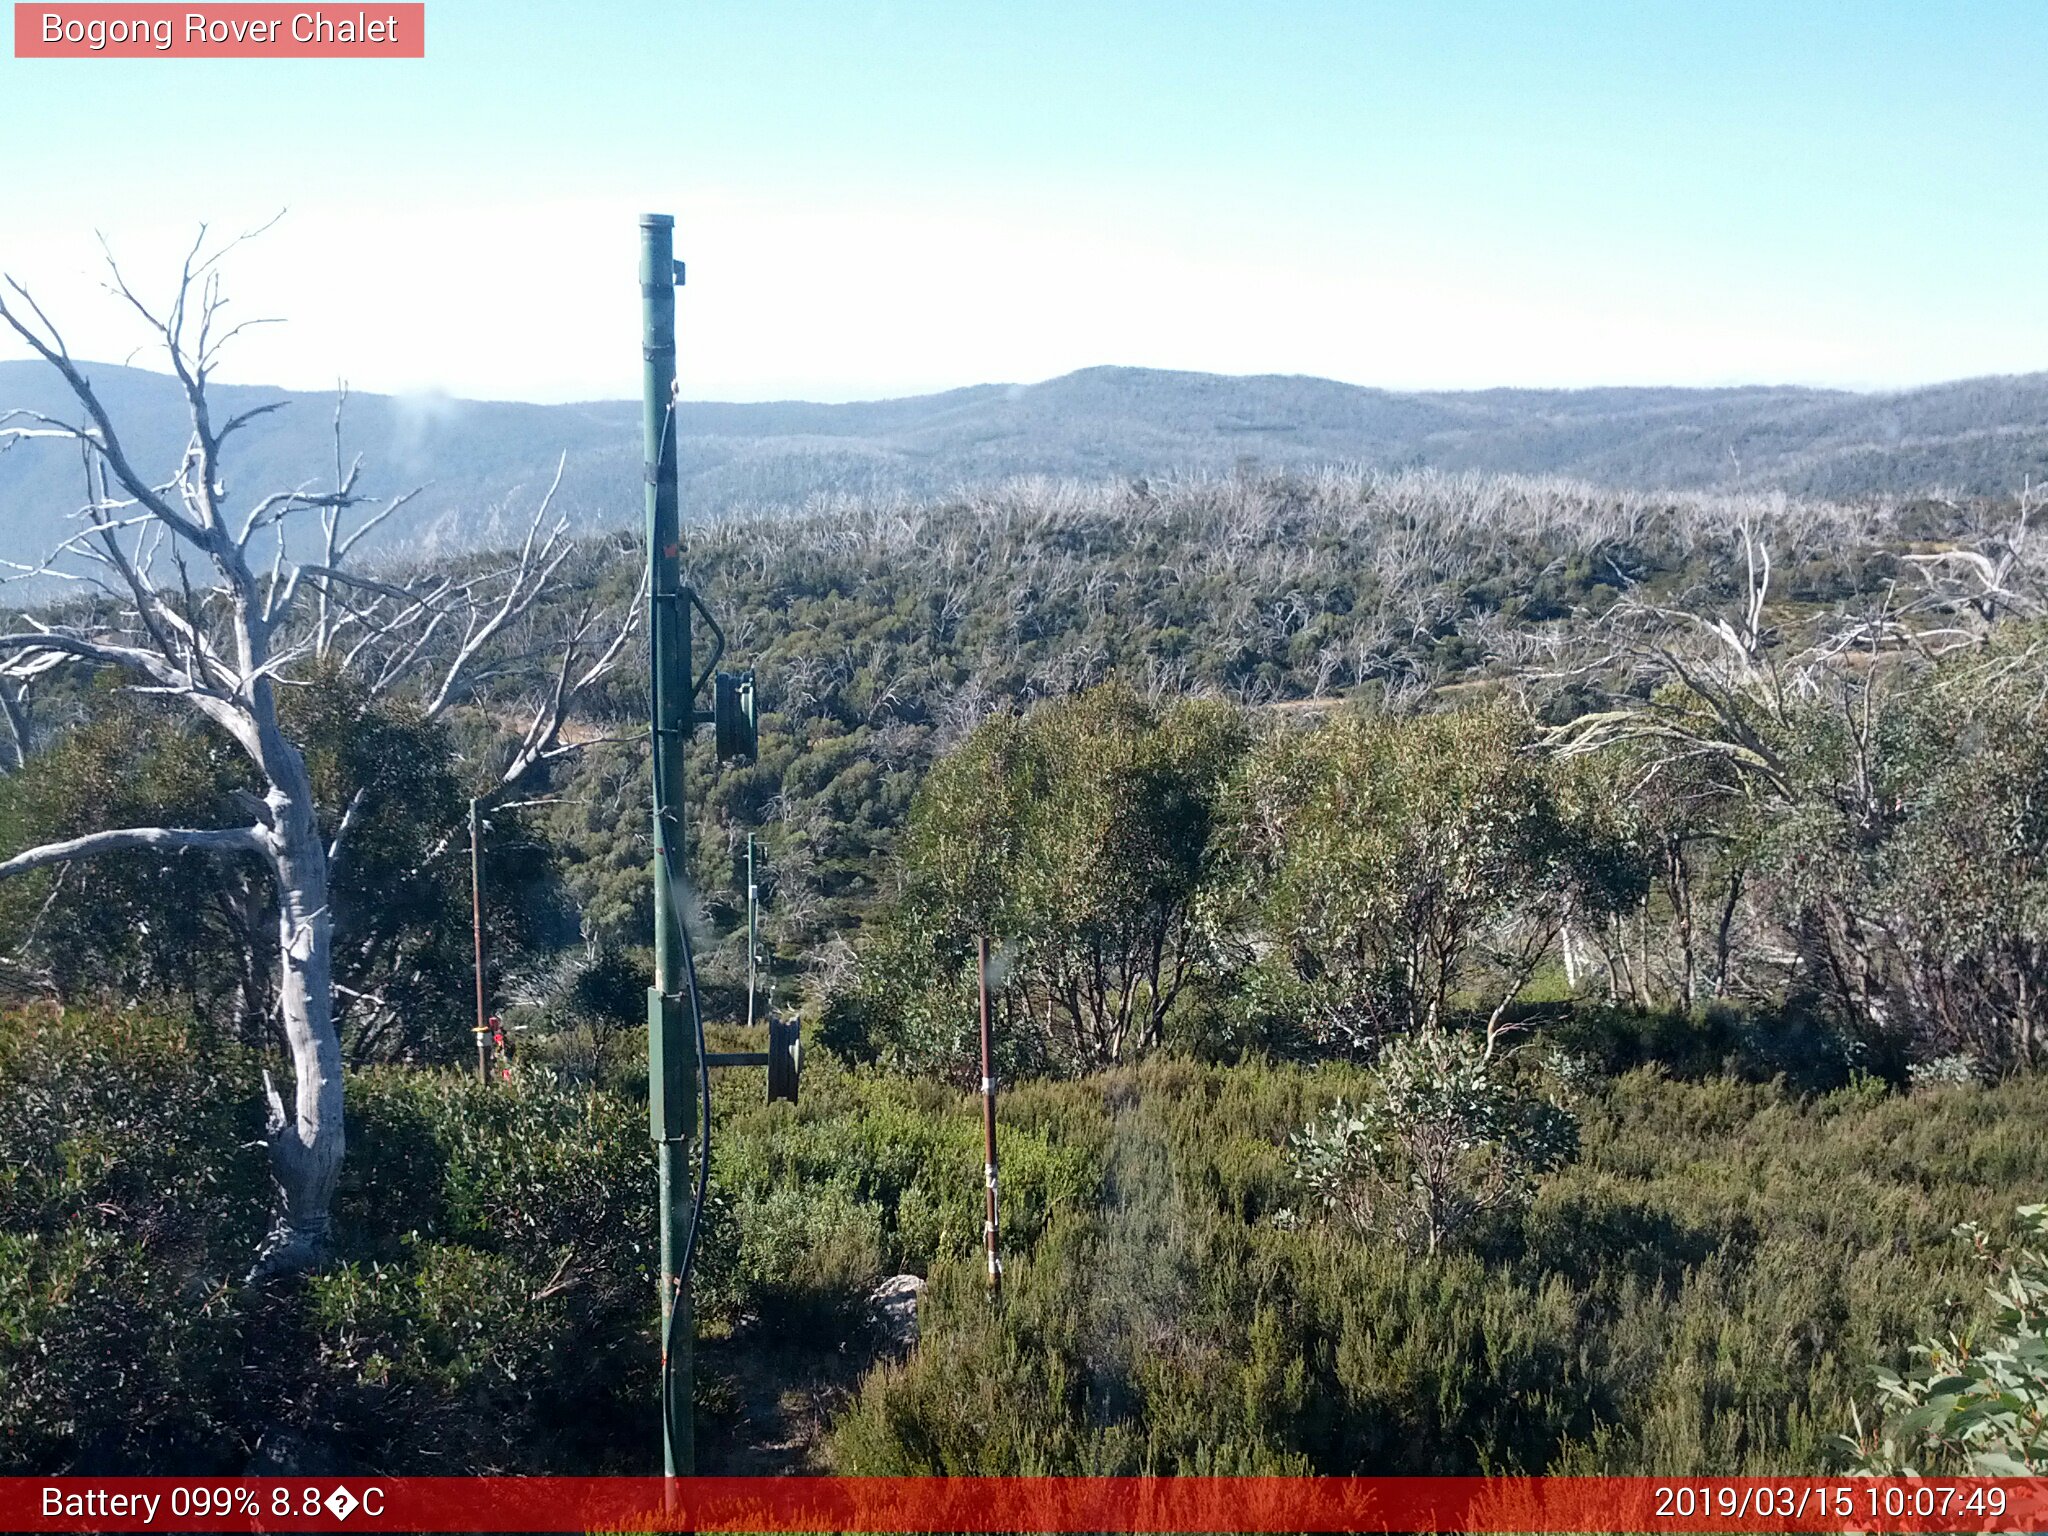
1285, 1026, 1577, 1253
1843, 1204, 2048, 1475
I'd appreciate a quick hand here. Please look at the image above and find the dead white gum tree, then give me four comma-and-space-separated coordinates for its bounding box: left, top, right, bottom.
0, 228, 640, 1278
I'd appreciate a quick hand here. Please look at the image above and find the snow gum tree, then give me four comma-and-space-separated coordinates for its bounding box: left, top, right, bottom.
0, 230, 637, 1276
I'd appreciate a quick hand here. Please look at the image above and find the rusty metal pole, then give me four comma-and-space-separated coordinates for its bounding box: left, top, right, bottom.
745, 832, 758, 1034
978, 936, 1001, 1299
469, 796, 488, 1086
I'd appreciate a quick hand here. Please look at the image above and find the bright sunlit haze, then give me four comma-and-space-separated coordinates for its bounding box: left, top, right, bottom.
3, 1, 2046, 403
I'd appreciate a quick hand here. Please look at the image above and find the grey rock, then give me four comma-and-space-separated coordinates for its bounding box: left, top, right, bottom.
870, 1273, 925, 1349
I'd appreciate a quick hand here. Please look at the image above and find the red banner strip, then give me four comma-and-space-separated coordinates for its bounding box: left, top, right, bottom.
6, 1476, 2048, 1532
13, 4, 424, 58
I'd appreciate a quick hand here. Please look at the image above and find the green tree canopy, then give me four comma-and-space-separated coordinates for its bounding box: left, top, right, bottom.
841, 684, 1247, 1077
0, 673, 570, 1064
1233, 702, 1627, 1050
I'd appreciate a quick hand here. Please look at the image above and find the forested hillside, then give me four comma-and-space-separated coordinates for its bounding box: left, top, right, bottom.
530, 469, 2037, 1052
6, 359, 2048, 578
6, 464, 2048, 1477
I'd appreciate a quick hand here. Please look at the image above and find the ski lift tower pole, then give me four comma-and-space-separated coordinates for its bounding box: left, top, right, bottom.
642, 212, 695, 1479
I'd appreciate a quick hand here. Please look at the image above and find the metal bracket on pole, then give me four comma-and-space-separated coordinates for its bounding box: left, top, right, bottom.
688, 590, 725, 699
647, 986, 691, 1142
703, 1015, 801, 1104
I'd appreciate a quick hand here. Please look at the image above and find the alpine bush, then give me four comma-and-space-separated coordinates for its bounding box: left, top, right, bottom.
1286, 1026, 1578, 1252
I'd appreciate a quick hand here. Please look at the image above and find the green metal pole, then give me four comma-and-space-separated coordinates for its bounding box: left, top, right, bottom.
641, 211, 695, 1479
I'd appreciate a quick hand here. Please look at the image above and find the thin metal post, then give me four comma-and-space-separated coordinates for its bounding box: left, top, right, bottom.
643, 211, 695, 1480
978, 936, 1001, 1299
469, 797, 488, 1086
746, 833, 758, 1034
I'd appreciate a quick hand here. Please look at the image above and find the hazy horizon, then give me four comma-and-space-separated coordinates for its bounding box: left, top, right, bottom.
7, 353, 2041, 414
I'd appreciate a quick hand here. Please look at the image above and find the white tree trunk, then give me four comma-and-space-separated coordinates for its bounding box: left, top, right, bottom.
251, 817, 345, 1277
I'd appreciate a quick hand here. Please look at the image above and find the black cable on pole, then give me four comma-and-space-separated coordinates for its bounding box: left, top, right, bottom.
650, 398, 713, 1470
658, 831, 712, 1468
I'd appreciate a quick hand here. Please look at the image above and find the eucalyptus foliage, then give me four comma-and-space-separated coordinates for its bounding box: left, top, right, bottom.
1845, 1205, 2048, 1475
1234, 702, 1633, 1049
840, 685, 1245, 1077
0, 677, 568, 1064
1286, 1027, 1578, 1253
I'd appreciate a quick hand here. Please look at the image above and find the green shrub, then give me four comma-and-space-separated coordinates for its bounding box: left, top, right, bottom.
1230, 703, 1629, 1049
313, 1068, 663, 1470
1842, 1204, 2048, 1475
0, 1007, 266, 1473
833, 1056, 2048, 1476
1286, 1027, 1577, 1253
19, 998, 2048, 1480
844, 686, 1246, 1077
729, 1185, 885, 1341
0, 1007, 663, 1474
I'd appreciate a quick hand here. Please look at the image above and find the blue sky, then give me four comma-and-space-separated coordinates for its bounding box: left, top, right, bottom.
3, 1, 2046, 401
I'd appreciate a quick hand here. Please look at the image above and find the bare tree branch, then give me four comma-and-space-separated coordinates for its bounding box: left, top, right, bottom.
0, 823, 264, 881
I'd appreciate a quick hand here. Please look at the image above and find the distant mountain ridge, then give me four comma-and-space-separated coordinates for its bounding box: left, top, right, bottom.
4, 360, 2046, 571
